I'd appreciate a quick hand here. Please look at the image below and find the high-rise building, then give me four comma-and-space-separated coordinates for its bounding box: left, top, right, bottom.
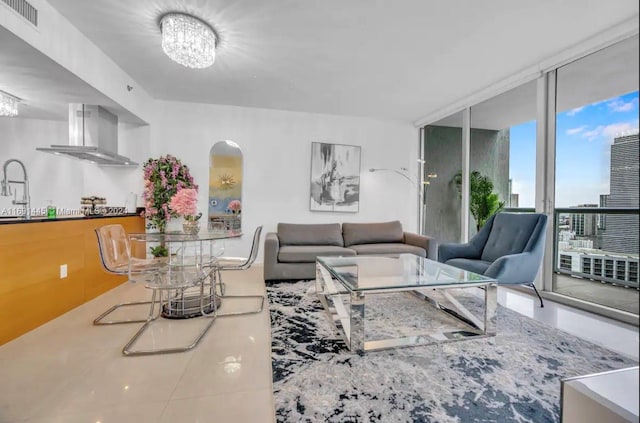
601, 133, 639, 255
570, 204, 598, 236
598, 194, 609, 230
507, 179, 519, 208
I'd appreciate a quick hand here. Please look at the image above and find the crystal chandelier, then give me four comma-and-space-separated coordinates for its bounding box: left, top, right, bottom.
160, 13, 216, 69
0, 90, 19, 117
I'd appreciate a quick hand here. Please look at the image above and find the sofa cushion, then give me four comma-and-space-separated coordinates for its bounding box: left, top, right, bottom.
445, 258, 492, 275
349, 243, 426, 258
277, 223, 343, 247
342, 221, 404, 247
278, 245, 356, 263
480, 213, 541, 262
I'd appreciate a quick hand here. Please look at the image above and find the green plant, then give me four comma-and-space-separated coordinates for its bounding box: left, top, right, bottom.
150, 245, 168, 258
453, 170, 505, 231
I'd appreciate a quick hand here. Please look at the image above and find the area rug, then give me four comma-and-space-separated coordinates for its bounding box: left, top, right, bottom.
268, 281, 637, 423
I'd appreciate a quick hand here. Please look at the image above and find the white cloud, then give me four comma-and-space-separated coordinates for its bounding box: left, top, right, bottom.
581, 125, 604, 141
566, 126, 586, 135
580, 120, 639, 143
566, 106, 584, 116
607, 97, 638, 112
601, 122, 639, 143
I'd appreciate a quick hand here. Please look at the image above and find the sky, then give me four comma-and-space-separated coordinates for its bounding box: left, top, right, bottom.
509, 90, 639, 208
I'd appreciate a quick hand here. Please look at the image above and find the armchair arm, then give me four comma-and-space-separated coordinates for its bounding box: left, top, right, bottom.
437, 242, 482, 263
485, 252, 542, 284
403, 232, 437, 259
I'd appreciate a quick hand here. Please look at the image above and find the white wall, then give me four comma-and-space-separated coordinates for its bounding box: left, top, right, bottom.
0, 118, 80, 213
152, 101, 419, 259
82, 122, 151, 209
0, 118, 149, 215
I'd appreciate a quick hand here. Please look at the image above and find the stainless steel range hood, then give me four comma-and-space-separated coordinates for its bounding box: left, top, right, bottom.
36, 104, 138, 166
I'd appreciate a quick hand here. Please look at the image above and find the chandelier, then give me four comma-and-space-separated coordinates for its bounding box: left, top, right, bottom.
0, 90, 19, 117
160, 13, 216, 69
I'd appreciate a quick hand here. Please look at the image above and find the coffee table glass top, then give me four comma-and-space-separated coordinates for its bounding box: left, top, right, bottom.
317, 254, 495, 291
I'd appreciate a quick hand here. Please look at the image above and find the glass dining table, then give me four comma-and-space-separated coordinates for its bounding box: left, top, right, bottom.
123, 229, 242, 356
129, 229, 242, 318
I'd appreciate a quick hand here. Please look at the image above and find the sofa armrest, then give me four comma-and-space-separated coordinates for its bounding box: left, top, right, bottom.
437, 242, 481, 263
263, 232, 281, 281
264, 232, 280, 263
485, 252, 542, 285
403, 232, 437, 259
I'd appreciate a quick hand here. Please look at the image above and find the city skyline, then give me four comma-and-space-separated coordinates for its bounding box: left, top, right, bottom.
509, 90, 639, 208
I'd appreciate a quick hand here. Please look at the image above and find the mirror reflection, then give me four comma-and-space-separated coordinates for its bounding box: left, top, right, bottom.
208, 140, 243, 231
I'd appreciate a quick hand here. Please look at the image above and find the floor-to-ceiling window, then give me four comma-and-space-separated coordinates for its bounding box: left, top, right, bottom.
469, 81, 537, 238
423, 111, 464, 243
553, 35, 639, 314
421, 34, 639, 322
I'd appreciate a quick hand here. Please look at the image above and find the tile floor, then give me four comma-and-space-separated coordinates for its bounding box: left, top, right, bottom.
554, 273, 639, 315
0, 265, 637, 423
0, 266, 273, 423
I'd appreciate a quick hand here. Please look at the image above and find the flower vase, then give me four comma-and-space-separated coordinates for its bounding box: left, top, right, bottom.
182, 220, 200, 235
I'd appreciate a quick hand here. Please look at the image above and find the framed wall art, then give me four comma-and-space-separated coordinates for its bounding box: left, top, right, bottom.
309, 142, 361, 212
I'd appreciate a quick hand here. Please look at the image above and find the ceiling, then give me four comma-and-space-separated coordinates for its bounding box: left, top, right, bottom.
0, 26, 144, 123
16, 1, 640, 122
432, 34, 639, 129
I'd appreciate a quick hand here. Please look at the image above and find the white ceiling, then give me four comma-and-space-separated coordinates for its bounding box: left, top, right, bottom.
18, 1, 640, 122
0, 26, 144, 122
432, 35, 639, 129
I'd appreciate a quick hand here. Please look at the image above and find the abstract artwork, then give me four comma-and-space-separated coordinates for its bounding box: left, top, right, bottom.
309, 142, 361, 212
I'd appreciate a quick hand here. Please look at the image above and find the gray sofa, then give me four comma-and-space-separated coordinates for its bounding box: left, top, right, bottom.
264, 221, 436, 281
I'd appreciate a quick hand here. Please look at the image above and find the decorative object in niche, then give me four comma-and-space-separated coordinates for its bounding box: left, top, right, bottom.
310, 142, 361, 212
209, 141, 242, 231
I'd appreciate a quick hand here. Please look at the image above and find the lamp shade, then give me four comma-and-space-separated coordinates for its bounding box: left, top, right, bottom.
160, 13, 216, 69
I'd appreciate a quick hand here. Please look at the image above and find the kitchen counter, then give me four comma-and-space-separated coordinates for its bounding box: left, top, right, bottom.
0, 212, 141, 224
0, 214, 145, 345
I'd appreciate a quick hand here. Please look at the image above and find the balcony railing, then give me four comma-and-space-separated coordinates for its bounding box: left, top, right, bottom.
553, 207, 639, 289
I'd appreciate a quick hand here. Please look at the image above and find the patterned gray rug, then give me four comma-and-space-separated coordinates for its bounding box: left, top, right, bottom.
268, 281, 637, 423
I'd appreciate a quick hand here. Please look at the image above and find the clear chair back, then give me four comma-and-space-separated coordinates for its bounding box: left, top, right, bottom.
95, 224, 131, 274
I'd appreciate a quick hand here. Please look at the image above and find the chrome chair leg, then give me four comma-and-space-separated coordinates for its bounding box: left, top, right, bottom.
93, 300, 154, 325
122, 282, 219, 356
214, 267, 265, 317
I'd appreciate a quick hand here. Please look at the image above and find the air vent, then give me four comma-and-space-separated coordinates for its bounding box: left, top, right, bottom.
1, 0, 38, 27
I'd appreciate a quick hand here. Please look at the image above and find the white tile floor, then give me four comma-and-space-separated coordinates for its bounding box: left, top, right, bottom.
0, 265, 637, 423
0, 266, 274, 423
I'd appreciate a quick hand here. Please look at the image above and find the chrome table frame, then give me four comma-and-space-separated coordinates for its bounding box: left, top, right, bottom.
123, 271, 217, 356
315, 258, 497, 354
121, 230, 242, 356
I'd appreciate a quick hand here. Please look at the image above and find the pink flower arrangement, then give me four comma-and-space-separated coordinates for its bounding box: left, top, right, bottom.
227, 200, 241, 213
169, 188, 201, 221
142, 155, 197, 231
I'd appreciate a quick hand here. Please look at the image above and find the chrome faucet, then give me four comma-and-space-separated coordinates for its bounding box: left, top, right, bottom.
1, 159, 31, 219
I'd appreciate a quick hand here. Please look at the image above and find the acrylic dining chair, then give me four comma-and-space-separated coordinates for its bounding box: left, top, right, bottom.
93, 224, 167, 325
211, 225, 264, 316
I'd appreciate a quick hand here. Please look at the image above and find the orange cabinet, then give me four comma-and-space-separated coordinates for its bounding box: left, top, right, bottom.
0, 216, 145, 345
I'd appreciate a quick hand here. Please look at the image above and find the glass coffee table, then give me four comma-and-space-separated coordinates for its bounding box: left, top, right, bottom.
316, 254, 497, 353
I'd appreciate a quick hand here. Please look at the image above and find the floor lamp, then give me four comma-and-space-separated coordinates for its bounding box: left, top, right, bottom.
369, 166, 437, 235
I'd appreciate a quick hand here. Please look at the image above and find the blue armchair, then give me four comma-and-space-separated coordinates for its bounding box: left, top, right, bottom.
438, 212, 548, 307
